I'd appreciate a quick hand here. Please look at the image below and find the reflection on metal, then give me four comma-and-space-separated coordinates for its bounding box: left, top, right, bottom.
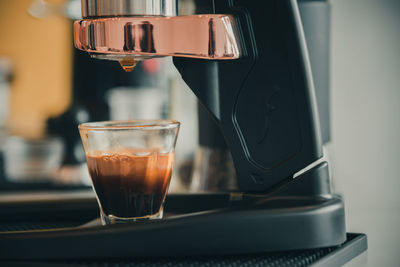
74, 15, 241, 61
81, 0, 178, 18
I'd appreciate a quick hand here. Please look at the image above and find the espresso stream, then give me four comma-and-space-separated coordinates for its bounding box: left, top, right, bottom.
87, 149, 174, 218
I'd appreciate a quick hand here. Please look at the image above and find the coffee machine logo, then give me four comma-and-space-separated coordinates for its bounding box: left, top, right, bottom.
258, 86, 281, 144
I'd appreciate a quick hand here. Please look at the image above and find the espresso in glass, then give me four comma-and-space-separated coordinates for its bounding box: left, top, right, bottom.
87, 149, 173, 219
79, 120, 180, 225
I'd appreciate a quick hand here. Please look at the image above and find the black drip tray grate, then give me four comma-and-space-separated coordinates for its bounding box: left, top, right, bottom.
2, 234, 366, 267
65, 248, 335, 267
0, 221, 85, 232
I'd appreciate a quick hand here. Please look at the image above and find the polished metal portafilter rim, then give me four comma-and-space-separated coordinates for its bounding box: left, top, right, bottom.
81, 0, 177, 18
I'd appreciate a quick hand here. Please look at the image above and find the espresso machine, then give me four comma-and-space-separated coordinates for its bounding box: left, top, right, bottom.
0, 0, 367, 265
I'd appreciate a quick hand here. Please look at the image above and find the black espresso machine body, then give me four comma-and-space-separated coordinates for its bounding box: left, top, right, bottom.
175, 0, 323, 192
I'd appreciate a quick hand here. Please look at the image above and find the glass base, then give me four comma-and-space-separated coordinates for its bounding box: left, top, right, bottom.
100, 207, 164, 225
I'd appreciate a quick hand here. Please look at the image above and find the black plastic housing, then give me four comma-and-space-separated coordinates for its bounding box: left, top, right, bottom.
174, 0, 323, 192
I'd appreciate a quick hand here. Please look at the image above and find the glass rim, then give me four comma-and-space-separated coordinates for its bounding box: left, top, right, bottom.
78, 119, 180, 131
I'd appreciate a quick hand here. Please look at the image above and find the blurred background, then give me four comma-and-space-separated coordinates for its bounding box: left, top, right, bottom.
328, 0, 400, 266
0, 0, 200, 190
0, 0, 399, 266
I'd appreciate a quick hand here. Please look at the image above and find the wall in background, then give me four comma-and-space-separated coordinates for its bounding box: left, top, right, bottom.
329, 0, 400, 265
0, 0, 71, 138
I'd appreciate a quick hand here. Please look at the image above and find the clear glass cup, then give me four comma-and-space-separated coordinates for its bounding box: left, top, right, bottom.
78, 120, 180, 225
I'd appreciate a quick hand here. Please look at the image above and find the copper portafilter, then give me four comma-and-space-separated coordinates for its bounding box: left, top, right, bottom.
74, 0, 241, 71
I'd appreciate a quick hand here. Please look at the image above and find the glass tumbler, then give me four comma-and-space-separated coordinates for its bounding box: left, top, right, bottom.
79, 120, 180, 225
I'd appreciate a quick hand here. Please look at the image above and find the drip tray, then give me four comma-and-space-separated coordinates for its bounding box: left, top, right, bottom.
1, 234, 367, 267
0, 191, 365, 265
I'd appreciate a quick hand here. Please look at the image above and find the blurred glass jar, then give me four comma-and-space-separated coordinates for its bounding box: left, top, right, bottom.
190, 147, 237, 192
189, 103, 238, 192
3, 136, 64, 182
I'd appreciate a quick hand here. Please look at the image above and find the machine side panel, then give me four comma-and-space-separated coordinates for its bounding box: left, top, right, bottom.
174, 0, 323, 192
